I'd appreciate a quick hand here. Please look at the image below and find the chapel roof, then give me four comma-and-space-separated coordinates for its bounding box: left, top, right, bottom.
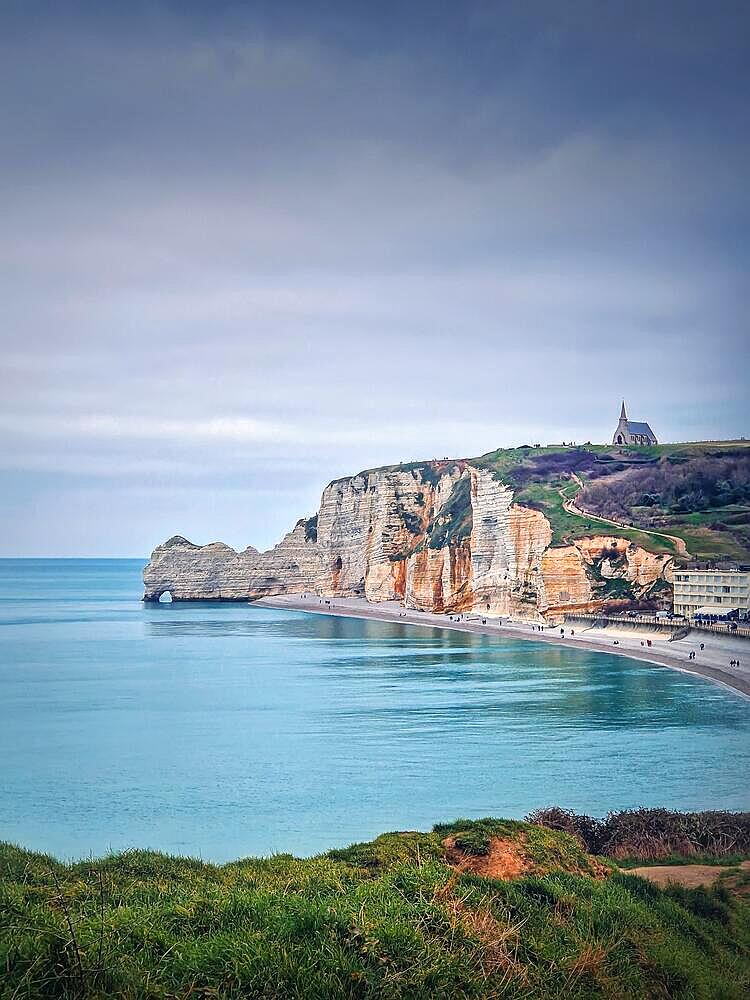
626, 421, 655, 436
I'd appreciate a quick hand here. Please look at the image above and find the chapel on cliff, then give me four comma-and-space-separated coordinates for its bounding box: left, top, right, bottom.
612, 401, 657, 446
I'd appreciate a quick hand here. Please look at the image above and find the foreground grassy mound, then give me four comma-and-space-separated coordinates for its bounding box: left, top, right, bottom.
2, 819, 750, 999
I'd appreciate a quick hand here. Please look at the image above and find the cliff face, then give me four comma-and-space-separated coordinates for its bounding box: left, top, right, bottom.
538, 535, 673, 615
315, 466, 463, 601
143, 461, 673, 618
143, 522, 326, 602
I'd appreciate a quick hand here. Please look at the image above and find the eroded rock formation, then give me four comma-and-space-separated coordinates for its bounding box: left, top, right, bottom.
143, 461, 673, 618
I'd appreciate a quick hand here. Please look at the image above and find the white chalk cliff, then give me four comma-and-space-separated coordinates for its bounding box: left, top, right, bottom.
144, 459, 673, 618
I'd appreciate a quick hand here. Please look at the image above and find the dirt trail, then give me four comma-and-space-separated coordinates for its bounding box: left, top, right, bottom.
629, 860, 750, 889
560, 475, 689, 557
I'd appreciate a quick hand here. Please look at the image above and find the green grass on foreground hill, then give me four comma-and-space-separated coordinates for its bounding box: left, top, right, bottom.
2, 818, 750, 999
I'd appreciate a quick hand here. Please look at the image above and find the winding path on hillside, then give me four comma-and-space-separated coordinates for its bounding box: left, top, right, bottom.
560, 474, 690, 558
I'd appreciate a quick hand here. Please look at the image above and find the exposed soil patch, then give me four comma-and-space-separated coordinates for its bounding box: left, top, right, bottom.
443, 835, 529, 880
630, 860, 750, 889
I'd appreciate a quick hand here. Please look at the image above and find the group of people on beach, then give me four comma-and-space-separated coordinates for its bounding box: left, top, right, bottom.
686, 643, 708, 662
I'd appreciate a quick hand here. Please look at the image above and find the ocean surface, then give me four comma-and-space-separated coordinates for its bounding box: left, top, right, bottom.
1, 559, 749, 862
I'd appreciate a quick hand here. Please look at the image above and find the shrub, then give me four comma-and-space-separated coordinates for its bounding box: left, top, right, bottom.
525, 807, 601, 852
527, 807, 750, 860
579, 454, 750, 522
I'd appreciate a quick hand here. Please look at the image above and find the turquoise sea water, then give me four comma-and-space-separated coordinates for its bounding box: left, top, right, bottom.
1, 559, 749, 862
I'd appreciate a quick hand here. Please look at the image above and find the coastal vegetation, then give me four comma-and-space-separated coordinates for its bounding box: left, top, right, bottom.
508, 477, 678, 554
2, 812, 750, 999
528, 807, 750, 861
474, 441, 750, 560
423, 475, 473, 550
578, 449, 750, 561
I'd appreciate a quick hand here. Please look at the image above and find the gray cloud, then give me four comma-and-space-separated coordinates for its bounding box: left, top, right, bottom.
1, 1, 748, 554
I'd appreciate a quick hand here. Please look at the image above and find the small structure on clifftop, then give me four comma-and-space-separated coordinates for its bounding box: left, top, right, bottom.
612, 401, 657, 446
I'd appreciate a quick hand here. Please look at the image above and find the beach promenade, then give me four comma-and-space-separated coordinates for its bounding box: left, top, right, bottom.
256, 594, 750, 699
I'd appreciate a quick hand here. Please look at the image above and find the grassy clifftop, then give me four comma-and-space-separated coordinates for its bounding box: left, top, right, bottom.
472, 441, 750, 560
2, 816, 750, 999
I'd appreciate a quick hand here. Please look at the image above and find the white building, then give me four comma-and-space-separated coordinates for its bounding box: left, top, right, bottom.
673, 566, 750, 619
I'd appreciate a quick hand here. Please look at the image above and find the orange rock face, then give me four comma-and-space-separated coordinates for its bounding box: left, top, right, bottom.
507, 504, 553, 618
406, 543, 473, 612
539, 545, 595, 613
625, 544, 674, 590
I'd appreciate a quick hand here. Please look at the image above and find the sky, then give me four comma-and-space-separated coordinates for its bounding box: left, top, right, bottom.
1, 1, 748, 556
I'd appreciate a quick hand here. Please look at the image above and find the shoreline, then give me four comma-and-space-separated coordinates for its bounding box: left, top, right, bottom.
255, 594, 750, 700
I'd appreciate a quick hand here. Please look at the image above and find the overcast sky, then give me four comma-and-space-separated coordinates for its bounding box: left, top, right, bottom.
1, 1, 748, 556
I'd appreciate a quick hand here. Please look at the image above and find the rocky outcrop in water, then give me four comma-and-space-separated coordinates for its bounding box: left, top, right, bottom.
144, 458, 673, 619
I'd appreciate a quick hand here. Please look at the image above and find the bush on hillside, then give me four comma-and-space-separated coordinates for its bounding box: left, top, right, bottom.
525, 806, 601, 851
579, 454, 750, 522
527, 807, 750, 860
